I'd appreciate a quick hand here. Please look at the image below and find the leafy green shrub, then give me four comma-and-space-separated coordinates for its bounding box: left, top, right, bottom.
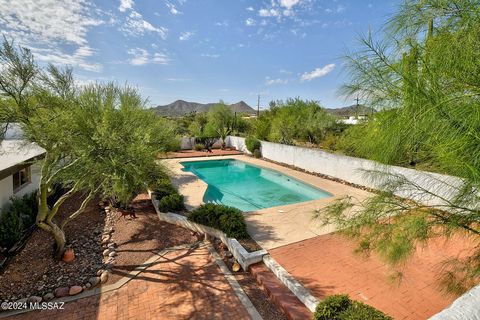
253, 149, 262, 158
153, 179, 178, 200
321, 132, 340, 151
0, 192, 38, 248
314, 295, 391, 320
158, 194, 185, 213
245, 136, 261, 153
194, 143, 205, 151
219, 209, 249, 239
189, 203, 249, 239
0, 206, 23, 248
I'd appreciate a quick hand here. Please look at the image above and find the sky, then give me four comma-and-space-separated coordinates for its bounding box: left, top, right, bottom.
0, 0, 400, 109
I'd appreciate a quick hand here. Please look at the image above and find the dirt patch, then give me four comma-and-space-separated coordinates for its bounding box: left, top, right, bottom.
106, 194, 200, 284
0, 194, 105, 301
238, 238, 262, 253
212, 239, 287, 320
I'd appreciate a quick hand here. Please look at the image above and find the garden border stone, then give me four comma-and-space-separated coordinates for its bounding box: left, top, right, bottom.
149, 193, 268, 271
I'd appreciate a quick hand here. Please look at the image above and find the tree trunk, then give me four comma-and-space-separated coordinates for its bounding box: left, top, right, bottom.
52, 224, 66, 259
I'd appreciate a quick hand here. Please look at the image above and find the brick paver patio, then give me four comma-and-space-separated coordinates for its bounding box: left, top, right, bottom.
8, 246, 250, 320
270, 233, 475, 320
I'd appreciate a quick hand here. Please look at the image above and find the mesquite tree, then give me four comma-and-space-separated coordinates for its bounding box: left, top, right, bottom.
317, 0, 480, 294
0, 39, 176, 258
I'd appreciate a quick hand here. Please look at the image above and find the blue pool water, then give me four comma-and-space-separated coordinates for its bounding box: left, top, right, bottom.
181, 159, 332, 212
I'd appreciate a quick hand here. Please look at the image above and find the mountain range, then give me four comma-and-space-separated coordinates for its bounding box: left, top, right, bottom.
325, 104, 376, 117
152, 100, 376, 118
152, 100, 256, 116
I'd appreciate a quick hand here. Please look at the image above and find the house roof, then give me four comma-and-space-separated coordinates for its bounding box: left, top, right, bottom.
0, 139, 45, 172
0, 124, 46, 173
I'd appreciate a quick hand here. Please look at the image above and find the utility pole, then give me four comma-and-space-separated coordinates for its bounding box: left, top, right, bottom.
355, 96, 360, 118
257, 95, 260, 117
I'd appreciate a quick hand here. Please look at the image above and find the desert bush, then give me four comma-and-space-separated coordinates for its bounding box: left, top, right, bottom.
0, 192, 38, 248
194, 143, 205, 151
189, 203, 249, 238
153, 179, 178, 200
157, 194, 185, 213
314, 294, 391, 320
253, 149, 262, 158
245, 136, 261, 153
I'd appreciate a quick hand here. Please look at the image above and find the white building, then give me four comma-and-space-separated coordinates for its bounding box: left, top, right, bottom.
338, 115, 367, 125
0, 124, 45, 208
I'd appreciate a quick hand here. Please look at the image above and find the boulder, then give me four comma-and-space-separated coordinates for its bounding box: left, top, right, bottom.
54, 287, 69, 298
27, 296, 42, 304
108, 251, 116, 258
69, 285, 83, 296
88, 276, 101, 287
100, 271, 109, 284
42, 293, 54, 301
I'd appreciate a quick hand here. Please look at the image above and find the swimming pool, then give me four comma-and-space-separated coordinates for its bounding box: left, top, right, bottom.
181, 159, 332, 211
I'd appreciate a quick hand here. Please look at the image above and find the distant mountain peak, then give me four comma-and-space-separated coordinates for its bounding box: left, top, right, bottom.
152, 100, 256, 116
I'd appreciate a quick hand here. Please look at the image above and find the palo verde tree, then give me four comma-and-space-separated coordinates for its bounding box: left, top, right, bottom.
317, 0, 480, 294
205, 102, 234, 148
0, 39, 175, 258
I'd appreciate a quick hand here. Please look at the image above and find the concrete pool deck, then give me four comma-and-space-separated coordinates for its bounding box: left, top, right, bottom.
162, 155, 371, 250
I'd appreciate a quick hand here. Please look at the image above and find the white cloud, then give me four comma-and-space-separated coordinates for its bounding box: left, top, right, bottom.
201, 53, 220, 58
301, 64, 335, 81
279, 0, 300, 10
179, 31, 194, 41
259, 8, 280, 17
246, 6, 254, 11
30, 46, 102, 72
119, 0, 134, 12
121, 10, 168, 39
245, 18, 256, 26
165, 78, 189, 82
0, 0, 104, 72
166, 1, 182, 15
265, 77, 288, 85
127, 48, 169, 66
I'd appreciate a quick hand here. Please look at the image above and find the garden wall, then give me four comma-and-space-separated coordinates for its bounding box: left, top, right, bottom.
226, 136, 463, 207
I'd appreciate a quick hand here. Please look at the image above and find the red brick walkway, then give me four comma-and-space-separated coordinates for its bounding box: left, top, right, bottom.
270, 233, 474, 320
9, 246, 250, 320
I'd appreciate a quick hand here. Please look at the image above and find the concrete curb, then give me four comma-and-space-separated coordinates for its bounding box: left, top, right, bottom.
429, 284, 480, 320
150, 195, 268, 271
0, 243, 198, 319
263, 255, 319, 313
205, 242, 263, 320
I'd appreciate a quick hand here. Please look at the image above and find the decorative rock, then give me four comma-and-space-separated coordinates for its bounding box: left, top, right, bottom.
107, 242, 116, 249
28, 296, 42, 304
224, 251, 233, 258
54, 287, 69, 298
42, 293, 54, 301
96, 269, 104, 276
85, 282, 91, 289
232, 262, 241, 272
100, 271, 109, 284
103, 249, 111, 256
108, 251, 116, 258
69, 285, 83, 296
88, 276, 101, 287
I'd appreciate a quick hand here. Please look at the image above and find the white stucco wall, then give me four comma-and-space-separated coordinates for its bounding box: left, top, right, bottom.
0, 175, 13, 209
226, 136, 463, 207
0, 163, 41, 209
227, 136, 479, 318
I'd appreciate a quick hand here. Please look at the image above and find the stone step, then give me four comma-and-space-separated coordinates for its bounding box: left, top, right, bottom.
249, 263, 312, 320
